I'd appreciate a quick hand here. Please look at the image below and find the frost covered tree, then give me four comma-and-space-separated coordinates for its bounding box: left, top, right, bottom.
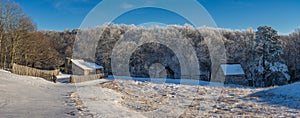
253, 26, 290, 87
281, 28, 300, 82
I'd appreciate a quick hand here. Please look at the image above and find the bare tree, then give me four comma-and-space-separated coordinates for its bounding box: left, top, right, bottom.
283, 28, 300, 82
15, 32, 62, 69
0, 0, 35, 69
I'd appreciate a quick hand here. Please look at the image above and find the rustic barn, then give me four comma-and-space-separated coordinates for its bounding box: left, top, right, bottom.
71, 59, 104, 76
216, 64, 246, 85
66, 59, 105, 83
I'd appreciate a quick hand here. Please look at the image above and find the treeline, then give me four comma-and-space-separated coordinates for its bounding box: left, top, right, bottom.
0, 0, 73, 70
72, 25, 300, 85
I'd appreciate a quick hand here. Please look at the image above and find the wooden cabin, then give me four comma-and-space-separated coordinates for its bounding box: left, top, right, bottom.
70, 59, 104, 75
216, 64, 246, 85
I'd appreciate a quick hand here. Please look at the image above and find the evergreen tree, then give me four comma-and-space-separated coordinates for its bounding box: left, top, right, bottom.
253, 26, 290, 87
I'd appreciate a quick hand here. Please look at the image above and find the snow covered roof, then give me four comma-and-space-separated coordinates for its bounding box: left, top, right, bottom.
220, 64, 245, 76
71, 59, 103, 70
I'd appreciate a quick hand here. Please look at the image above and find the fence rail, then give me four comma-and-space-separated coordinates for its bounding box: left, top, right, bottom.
12, 63, 59, 81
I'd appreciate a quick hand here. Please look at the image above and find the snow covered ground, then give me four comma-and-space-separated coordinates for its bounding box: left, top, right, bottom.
81, 79, 300, 117
0, 70, 78, 118
0, 70, 299, 117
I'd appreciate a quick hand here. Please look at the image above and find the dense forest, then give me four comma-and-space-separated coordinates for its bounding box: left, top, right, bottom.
1, 1, 300, 87
72, 25, 299, 87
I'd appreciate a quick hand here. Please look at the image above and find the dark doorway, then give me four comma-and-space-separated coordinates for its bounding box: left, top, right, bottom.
165, 66, 175, 79
129, 42, 181, 78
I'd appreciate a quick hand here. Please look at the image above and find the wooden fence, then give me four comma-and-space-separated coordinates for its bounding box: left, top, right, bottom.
12, 63, 60, 81
70, 74, 104, 83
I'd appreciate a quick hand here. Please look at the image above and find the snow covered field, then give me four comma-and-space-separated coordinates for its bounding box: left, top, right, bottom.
87, 79, 300, 117
0, 70, 299, 117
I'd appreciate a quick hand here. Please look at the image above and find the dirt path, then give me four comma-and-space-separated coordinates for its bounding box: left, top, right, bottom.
0, 70, 78, 118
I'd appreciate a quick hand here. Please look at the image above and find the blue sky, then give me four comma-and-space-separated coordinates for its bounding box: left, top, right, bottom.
14, 0, 300, 34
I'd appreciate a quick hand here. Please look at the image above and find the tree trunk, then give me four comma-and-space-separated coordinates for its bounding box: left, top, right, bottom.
3, 45, 7, 68
0, 35, 2, 69
10, 36, 14, 68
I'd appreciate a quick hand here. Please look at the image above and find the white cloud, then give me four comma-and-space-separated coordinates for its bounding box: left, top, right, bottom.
120, 2, 134, 9
46, 0, 97, 14
48, 0, 94, 9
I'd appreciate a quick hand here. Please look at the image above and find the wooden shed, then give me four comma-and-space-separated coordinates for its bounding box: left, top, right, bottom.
216, 64, 246, 85
70, 59, 104, 75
